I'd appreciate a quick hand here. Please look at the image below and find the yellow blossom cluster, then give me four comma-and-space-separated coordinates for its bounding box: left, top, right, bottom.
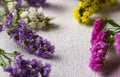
73, 0, 116, 24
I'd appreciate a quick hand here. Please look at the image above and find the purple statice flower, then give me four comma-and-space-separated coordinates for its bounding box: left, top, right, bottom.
27, 0, 46, 6
0, 24, 6, 32
0, 12, 13, 32
10, 20, 55, 58
16, 0, 22, 7
4, 54, 51, 77
39, 0, 46, 5
4, 12, 13, 28
114, 34, 120, 54
89, 41, 107, 71
91, 19, 103, 45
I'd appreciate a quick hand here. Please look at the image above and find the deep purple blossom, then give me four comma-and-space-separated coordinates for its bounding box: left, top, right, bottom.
0, 12, 13, 32
91, 19, 103, 45
27, 0, 46, 6
4, 12, 13, 28
16, 0, 22, 7
10, 20, 55, 58
0, 24, 6, 32
4, 54, 51, 77
114, 34, 120, 54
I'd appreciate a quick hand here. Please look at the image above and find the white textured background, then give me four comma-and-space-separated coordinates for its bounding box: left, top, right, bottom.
0, 0, 120, 77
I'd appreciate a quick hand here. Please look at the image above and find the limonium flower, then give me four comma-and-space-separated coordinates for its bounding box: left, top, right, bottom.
12, 0, 46, 7
91, 19, 103, 45
4, 54, 51, 77
0, 0, 55, 58
26, 0, 46, 6
90, 18, 120, 71
5, 0, 52, 29
73, 0, 116, 24
16, 0, 22, 7
89, 19, 108, 71
0, 12, 13, 32
90, 30, 108, 71
0, 48, 51, 77
20, 7, 52, 29
114, 34, 120, 54
10, 20, 55, 58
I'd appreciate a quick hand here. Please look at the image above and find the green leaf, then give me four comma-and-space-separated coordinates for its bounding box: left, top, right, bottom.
107, 19, 120, 27
0, 56, 6, 67
3, 55, 13, 62
6, 51, 18, 57
0, 11, 5, 23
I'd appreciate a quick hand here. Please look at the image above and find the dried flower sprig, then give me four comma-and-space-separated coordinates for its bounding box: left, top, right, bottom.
0, 0, 52, 29
9, 20, 55, 58
20, 7, 52, 29
73, 0, 116, 24
89, 18, 120, 71
0, 48, 51, 77
0, 0, 55, 58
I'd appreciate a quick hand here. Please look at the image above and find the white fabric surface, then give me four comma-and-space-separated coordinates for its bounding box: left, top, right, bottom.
0, 0, 120, 77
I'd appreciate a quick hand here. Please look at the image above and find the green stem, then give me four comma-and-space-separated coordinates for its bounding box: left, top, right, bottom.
0, 48, 18, 67
107, 19, 120, 27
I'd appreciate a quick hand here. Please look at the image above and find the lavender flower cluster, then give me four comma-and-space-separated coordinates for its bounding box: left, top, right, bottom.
10, 20, 55, 58
4, 54, 51, 77
0, 0, 52, 77
27, 0, 46, 6
89, 19, 108, 71
0, 12, 13, 32
17, 0, 46, 6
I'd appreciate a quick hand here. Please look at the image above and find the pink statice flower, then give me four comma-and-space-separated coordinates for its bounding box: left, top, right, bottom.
114, 34, 120, 54
90, 19, 108, 71
91, 19, 103, 45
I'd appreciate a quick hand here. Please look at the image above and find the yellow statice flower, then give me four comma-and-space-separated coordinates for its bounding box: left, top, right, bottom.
73, 0, 117, 24
110, 0, 116, 4
81, 16, 90, 24
73, 7, 81, 22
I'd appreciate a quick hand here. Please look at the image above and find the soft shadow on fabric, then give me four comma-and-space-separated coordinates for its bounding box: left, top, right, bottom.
99, 48, 120, 76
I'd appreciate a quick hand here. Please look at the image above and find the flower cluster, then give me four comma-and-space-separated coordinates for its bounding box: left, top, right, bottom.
90, 18, 120, 72
4, 54, 51, 77
5, 0, 52, 29
89, 19, 108, 71
10, 20, 55, 58
0, 48, 51, 77
73, 0, 116, 24
114, 34, 120, 54
0, 12, 13, 32
0, 0, 55, 58
20, 7, 52, 29
26, 0, 46, 6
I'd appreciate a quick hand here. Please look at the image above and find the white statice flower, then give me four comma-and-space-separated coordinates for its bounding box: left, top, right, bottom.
37, 21, 46, 29
37, 13, 45, 20
37, 7, 45, 20
7, 2, 16, 11
28, 12, 37, 21
37, 7, 43, 13
20, 11, 29, 18
28, 7, 36, 13
19, 7, 51, 29
28, 22, 36, 29
12, 9, 17, 22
